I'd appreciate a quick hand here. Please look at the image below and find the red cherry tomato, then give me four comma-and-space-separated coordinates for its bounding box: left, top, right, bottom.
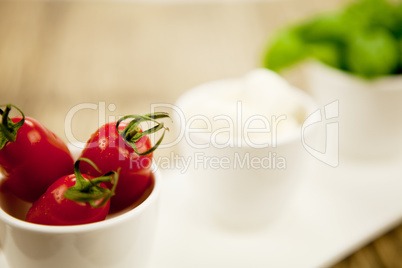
26, 158, 118, 226
0, 104, 74, 202
79, 113, 169, 213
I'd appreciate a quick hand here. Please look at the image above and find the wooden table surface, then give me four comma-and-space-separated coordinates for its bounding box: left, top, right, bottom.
1, 1, 401, 267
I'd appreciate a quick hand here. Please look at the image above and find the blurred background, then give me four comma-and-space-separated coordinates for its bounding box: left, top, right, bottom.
1, 0, 401, 267
0, 0, 349, 143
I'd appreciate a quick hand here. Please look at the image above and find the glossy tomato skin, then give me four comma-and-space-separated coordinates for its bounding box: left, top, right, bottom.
26, 174, 110, 226
79, 121, 153, 213
0, 117, 74, 203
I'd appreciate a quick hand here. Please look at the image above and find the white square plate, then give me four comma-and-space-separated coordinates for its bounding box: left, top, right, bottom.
149, 156, 402, 268
1, 156, 402, 268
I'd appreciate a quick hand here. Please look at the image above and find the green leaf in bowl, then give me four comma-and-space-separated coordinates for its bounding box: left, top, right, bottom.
263, 29, 306, 71
296, 13, 350, 44
345, 28, 399, 78
344, 0, 398, 35
306, 42, 344, 70
397, 37, 402, 74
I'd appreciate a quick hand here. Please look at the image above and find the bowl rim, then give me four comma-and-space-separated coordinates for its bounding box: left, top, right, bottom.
306, 59, 402, 90
0, 157, 161, 234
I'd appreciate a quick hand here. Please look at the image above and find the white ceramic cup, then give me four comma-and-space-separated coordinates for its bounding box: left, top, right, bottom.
305, 60, 402, 159
0, 146, 161, 268
173, 70, 319, 230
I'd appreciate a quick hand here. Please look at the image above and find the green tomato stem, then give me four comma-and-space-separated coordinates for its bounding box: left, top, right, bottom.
64, 158, 119, 208
116, 112, 171, 156
0, 104, 25, 150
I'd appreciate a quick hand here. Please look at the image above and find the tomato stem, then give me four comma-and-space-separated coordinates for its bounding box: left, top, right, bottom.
116, 112, 171, 156
0, 104, 25, 150
64, 158, 119, 208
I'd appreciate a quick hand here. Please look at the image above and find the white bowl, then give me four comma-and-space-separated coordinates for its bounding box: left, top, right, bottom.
305, 60, 402, 159
173, 69, 319, 230
0, 146, 161, 268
